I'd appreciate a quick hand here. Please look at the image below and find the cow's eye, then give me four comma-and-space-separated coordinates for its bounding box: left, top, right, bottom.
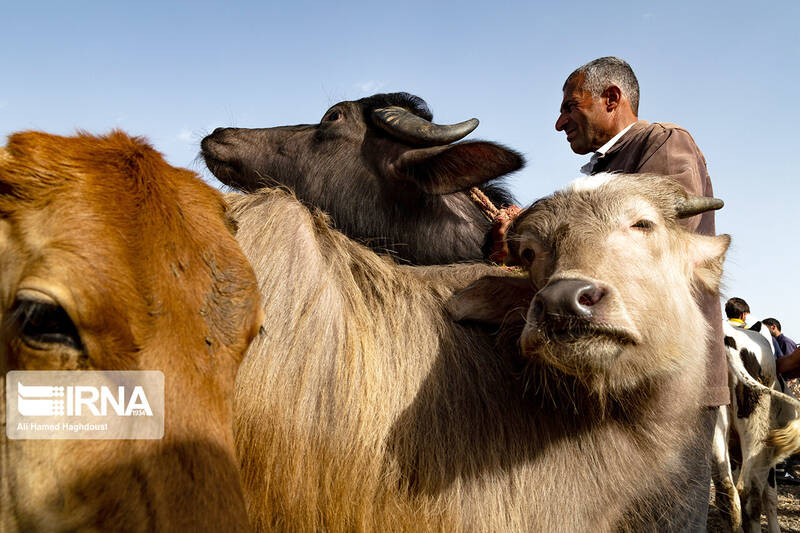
631, 219, 654, 231
322, 109, 341, 123
12, 297, 83, 350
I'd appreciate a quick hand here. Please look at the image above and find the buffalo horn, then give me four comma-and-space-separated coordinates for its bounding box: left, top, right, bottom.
675, 195, 724, 219
372, 106, 479, 146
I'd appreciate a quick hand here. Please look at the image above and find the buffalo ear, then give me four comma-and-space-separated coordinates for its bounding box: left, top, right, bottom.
395, 141, 524, 195
688, 233, 730, 294
447, 275, 535, 326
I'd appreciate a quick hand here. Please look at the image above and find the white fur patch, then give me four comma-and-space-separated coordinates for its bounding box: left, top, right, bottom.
566, 173, 618, 193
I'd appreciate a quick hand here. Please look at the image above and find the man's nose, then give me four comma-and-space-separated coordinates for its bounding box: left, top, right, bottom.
555, 114, 567, 131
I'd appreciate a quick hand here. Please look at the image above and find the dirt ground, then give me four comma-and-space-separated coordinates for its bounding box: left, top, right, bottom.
707, 479, 800, 532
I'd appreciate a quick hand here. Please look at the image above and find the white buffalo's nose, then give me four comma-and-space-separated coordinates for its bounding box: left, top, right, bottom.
532, 279, 605, 322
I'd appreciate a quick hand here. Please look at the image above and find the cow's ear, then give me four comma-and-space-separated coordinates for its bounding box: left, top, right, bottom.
688, 233, 730, 294
394, 141, 524, 195
446, 275, 535, 325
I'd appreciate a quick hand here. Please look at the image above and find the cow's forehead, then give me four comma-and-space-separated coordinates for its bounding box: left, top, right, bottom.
0, 133, 100, 202
515, 175, 679, 239
0, 131, 239, 307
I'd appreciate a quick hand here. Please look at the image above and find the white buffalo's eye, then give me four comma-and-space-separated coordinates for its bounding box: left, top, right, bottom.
631, 219, 654, 231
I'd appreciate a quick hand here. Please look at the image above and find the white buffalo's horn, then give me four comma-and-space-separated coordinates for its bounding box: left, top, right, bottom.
675, 195, 724, 219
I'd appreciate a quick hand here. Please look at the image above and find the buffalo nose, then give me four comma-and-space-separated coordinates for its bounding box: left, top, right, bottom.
532, 279, 605, 322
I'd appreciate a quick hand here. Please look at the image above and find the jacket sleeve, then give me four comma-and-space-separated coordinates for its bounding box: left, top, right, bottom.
636, 127, 709, 232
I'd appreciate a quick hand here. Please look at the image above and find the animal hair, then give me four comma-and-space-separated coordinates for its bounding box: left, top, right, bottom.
356, 92, 433, 121
229, 180, 716, 531
1, 130, 261, 532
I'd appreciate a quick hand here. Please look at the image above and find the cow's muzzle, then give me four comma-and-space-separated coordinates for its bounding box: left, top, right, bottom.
525, 278, 640, 347
532, 279, 605, 322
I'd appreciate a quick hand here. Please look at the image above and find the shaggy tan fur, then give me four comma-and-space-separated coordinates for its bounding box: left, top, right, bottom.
0, 131, 262, 531
230, 173, 729, 532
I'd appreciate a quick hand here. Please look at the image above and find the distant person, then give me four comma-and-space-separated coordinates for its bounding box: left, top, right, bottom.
777, 346, 800, 379
764, 318, 797, 357
724, 297, 750, 327
749, 320, 783, 357
555, 56, 726, 532
725, 299, 783, 358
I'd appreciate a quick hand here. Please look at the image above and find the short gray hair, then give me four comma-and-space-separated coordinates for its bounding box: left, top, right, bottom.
565, 57, 640, 116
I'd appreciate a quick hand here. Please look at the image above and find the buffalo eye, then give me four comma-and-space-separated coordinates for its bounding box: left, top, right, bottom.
521, 248, 535, 263
12, 297, 83, 351
631, 219, 654, 231
322, 109, 342, 123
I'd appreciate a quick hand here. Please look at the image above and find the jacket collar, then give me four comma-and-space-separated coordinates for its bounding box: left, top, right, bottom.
599, 120, 650, 159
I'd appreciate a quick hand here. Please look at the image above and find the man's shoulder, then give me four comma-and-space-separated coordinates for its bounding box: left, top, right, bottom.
647, 122, 694, 138
623, 121, 692, 145
641, 121, 704, 154
597, 120, 703, 175
616, 121, 694, 153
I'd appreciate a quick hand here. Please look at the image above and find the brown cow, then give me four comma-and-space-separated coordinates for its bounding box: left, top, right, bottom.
228, 172, 729, 531
0, 131, 262, 531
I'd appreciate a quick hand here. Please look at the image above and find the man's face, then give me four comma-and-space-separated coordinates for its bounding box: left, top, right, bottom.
766, 324, 780, 337
555, 75, 612, 155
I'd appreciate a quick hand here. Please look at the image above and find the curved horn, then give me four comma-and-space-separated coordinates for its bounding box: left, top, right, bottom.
675, 195, 724, 219
372, 106, 479, 146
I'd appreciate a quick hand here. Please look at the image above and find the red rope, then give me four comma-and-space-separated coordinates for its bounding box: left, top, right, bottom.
469, 187, 522, 265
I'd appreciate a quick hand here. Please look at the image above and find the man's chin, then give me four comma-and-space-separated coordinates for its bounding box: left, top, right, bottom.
569, 140, 591, 155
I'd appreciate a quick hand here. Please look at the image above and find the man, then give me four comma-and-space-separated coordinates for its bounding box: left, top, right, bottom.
777, 344, 800, 379
724, 297, 750, 327
556, 57, 726, 531
764, 317, 797, 358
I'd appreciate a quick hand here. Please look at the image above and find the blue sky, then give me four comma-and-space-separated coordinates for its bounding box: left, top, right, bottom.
3, 1, 798, 337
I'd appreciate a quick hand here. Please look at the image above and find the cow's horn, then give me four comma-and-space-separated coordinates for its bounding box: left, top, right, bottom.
372, 106, 479, 146
675, 195, 724, 219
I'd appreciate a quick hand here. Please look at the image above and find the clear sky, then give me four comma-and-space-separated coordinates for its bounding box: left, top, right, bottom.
3, 1, 798, 337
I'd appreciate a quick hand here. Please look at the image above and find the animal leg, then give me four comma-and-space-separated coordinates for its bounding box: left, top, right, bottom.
711, 405, 741, 531
762, 469, 779, 533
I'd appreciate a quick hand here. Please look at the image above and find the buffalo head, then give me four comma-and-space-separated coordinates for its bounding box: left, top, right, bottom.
448, 173, 729, 396
201, 92, 523, 265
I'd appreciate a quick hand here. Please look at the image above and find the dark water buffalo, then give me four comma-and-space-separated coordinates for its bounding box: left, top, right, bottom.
201, 92, 523, 265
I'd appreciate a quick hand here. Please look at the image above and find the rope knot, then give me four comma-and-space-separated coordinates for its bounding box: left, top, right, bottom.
469, 187, 522, 265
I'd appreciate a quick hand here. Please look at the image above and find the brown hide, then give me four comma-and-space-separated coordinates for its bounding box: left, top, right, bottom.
0, 131, 262, 531
229, 173, 728, 532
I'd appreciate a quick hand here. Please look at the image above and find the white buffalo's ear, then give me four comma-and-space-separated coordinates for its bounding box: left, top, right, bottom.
394, 141, 524, 195
447, 275, 535, 325
688, 233, 730, 294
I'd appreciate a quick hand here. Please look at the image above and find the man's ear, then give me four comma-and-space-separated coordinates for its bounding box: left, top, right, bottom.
393, 141, 524, 195
688, 233, 731, 294
602, 85, 622, 112
446, 275, 535, 326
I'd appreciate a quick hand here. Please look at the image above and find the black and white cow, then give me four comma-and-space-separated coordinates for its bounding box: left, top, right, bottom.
713, 321, 800, 532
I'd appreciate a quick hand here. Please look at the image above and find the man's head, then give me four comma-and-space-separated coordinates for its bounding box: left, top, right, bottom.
555, 57, 639, 155
763, 317, 782, 338
725, 297, 750, 321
